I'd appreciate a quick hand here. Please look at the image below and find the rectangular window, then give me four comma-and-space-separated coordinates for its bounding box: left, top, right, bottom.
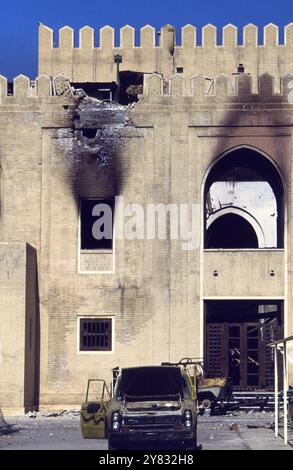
80, 198, 114, 250
80, 318, 112, 351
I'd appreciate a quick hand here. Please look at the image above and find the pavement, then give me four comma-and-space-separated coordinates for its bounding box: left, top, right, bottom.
0, 410, 292, 450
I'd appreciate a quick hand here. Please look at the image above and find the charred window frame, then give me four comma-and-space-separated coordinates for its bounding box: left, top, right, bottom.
80, 198, 114, 251
79, 318, 112, 352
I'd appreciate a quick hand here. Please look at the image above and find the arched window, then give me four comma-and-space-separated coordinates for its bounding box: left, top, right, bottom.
204, 147, 284, 249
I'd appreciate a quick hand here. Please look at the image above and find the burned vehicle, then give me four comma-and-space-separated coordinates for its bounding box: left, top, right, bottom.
197, 376, 232, 411
80, 364, 199, 449
106, 366, 198, 450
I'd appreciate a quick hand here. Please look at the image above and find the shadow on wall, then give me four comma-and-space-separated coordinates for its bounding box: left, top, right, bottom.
24, 246, 40, 412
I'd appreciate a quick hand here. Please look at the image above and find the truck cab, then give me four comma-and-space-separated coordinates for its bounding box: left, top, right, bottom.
106, 365, 198, 450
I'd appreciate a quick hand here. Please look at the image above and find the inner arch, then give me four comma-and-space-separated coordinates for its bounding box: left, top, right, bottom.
206, 213, 259, 249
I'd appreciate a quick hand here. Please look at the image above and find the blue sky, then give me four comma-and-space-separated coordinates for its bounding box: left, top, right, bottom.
1, 0, 293, 78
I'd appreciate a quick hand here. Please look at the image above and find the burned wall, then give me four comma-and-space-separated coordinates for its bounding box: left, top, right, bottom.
138, 72, 292, 367
21, 73, 293, 401
1, 68, 293, 408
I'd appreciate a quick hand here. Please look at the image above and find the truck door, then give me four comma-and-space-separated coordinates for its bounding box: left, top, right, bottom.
80, 379, 111, 439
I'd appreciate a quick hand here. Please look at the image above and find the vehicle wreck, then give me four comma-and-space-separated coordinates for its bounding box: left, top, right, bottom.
197, 377, 233, 411
80, 366, 199, 450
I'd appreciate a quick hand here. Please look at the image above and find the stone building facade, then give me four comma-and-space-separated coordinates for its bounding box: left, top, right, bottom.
0, 23, 293, 413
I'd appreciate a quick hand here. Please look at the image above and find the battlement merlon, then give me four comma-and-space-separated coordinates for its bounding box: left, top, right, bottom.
39, 23, 293, 90
0, 74, 74, 105
144, 72, 293, 103
2, 72, 293, 106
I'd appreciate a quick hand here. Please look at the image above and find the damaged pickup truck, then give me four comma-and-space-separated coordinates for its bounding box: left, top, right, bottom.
81, 365, 199, 450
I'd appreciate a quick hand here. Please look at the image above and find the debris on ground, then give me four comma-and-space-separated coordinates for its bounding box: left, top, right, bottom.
229, 423, 239, 431
32, 410, 80, 418
246, 423, 273, 429
0, 408, 8, 427
45, 410, 80, 418
1, 411, 292, 450
0, 408, 19, 436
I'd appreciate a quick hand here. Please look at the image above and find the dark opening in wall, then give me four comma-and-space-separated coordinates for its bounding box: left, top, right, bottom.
118, 71, 143, 104
80, 198, 114, 250
205, 300, 283, 389
82, 128, 98, 139
206, 213, 258, 248
204, 147, 284, 249
72, 82, 117, 101
8, 82, 13, 96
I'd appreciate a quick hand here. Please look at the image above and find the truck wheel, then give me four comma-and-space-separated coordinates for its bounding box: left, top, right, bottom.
202, 399, 212, 409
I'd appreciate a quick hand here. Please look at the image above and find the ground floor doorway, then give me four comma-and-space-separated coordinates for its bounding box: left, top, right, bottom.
204, 300, 283, 390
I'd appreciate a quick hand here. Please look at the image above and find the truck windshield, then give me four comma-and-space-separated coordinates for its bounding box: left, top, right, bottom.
115, 366, 184, 400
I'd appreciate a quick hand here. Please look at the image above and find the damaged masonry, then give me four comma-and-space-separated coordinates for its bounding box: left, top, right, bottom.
53, 75, 137, 174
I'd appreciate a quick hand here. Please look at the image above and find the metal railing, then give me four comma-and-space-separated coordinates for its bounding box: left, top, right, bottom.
268, 335, 293, 446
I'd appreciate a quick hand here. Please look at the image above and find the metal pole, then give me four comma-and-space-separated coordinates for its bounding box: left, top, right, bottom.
268, 336, 293, 446
114, 53, 122, 103
274, 346, 279, 438
283, 342, 288, 446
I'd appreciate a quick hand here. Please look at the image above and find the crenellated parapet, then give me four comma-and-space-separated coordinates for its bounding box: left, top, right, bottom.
143, 72, 293, 104
0, 73, 74, 105
2, 68, 293, 113
39, 23, 293, 90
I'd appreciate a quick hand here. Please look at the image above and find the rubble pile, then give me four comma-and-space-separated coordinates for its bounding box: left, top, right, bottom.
0, 408, 15, 435
26, 409, 80, 419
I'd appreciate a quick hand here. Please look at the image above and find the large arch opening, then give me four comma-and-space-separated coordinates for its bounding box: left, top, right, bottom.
204, 147, 284, 249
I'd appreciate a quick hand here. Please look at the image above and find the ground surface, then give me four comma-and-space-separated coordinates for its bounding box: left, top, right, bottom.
0, 411, 292, 450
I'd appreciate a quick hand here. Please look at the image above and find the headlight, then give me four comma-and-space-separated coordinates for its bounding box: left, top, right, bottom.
184, 410, 192, 429
112, 412, 120, 422
112, 421, 120, 431
111, 412, 120, 431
